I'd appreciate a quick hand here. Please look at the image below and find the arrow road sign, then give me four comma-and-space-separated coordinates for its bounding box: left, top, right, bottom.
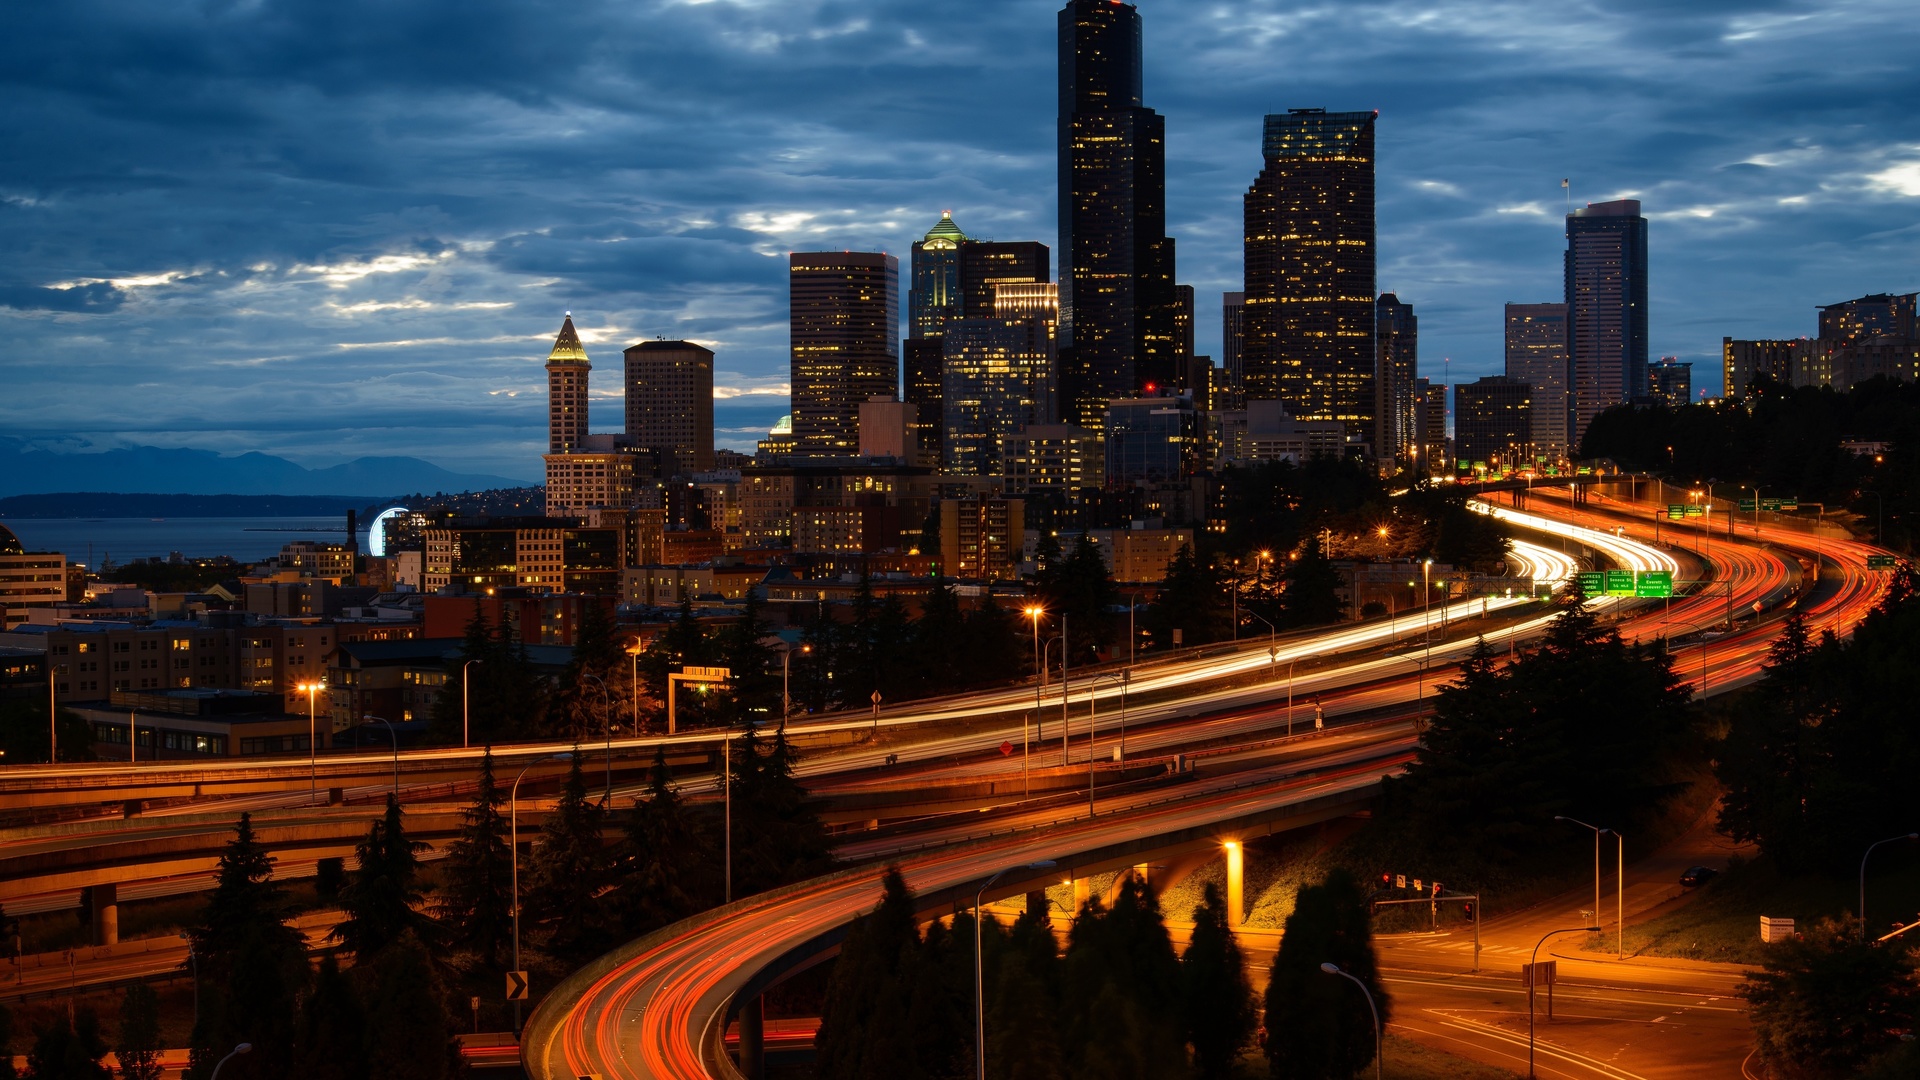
505, 970, 529, 1001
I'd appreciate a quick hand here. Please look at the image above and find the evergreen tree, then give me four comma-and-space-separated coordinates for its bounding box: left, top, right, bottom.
522, 750, 608, 955
184, 815, 306, 1080
554, 600, 627, 743
1264, 869, 1388, 1079
790, 604, 839, 715
986, 938, 1064, 1080
361, 933, 455, 1080
638, 599, 718, 729
25, 1007, 109, 1080
1059, 878, 1185, 1080
1183, 883, 1256, 1080
429, 601, 498, 745
912, 579, 969, 696
814, 868, 921, 1080
436, 747, 514, 968
1146, 543, 1229, 650
731, 724, 830, 896
714, 587, 780, 723
114, 983, 163, 1080
292, 955, 367, 1080
618, 748, 712, 937
1279, 536, 1344, 629
334, 794, 434, 960
0, 998, 13, 1080
907, 914, 983, 1080
1742, 918, 1920, 1079
959, 595, 1024, 689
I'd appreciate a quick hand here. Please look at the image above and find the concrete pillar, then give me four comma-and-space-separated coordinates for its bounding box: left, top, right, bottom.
1073, 876, 1091, 913
1026, 889, 1048, 918
737, 995, 764, 1080
1132, 864, 1152, 894
1225, 843, 1244, 929
88, 883, 118, 946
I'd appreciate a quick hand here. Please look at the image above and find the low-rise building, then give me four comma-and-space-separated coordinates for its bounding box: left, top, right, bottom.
0, 524, 67, 629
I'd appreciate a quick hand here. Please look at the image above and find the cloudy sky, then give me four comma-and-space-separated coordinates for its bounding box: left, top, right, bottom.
3, 0, 1916, 480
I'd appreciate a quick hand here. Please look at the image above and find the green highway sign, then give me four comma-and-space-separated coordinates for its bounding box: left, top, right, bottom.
1667, 504, 1687, 519
1635, 571, 1674, 597
1684, 504, 1706, 518
1775, 499, 1798, 511
1605, 570, 1636, 596
1867, 554, 1898, 570
1738, 499, 1757, 512
1578, 572, 1605, 594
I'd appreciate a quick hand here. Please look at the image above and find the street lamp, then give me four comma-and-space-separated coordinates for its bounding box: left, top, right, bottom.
1555, 816, 1623, 957
1422, 558, 1434, 640
362, 714, 401, 799
510, 752, 574, 1031
208, 1043, 252, 1080
1318, 963, 1381, 1080
1024, 606, 1045, 799
462, 658, 483, 749
1860, 833, 1918, 938
1088, 671, 1129, 814
298, 681, 324, 802
779, 641, 811, 720
581, 672, 613, 806
975, 860, 1057, 1080
626, 640, 644, 734
1529, 926, 1601, 1077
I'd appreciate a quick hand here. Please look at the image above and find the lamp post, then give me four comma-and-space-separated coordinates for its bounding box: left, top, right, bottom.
1529, 926, 1601, 1077
1422, 558, 1434, 640
779, 642, 810, 720
362, 714, 400, 799
1318, 964, 1381, 1080
1555, 816, 1622, 957
1287, 658, 1298, 736
1088, 672, 1128, 815
299, 681, 323, 802
581, 672, 612, 806
975, 860, 1057, 1080
1025, 606, 1044, 799
510, 752, 573, 1031
208, 1043, 252, 1080
1860, 833, 1919, 938
462, 658, 483, 749
626, 641, 643, 734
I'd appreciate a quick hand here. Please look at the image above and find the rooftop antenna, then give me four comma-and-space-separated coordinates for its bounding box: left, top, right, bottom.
1562, 178, 1571, 215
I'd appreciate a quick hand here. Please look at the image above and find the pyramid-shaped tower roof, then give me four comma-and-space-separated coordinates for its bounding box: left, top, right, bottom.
920, 211, 969, 250
546, 313, 591, 367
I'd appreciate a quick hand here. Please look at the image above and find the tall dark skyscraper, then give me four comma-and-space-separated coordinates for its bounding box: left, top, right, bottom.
1221, 291, 1246, 395
1375, 294, 1417, 466
623, 339, 714, 476
1565, 199, 1648, 445
1505, 302, 1570, 459
1058, 0, 1177, 432
960, 241, 1050, 320
907, 213, 970, 458
790, 251, 899, 459
1242, 109, 1378, 454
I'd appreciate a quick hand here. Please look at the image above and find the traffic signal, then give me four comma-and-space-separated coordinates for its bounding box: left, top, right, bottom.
1381, 873, 1392, 887
1463, 902, 1475, 922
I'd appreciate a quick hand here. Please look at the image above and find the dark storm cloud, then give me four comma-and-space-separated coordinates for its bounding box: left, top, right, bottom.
1, 0, 1916, 474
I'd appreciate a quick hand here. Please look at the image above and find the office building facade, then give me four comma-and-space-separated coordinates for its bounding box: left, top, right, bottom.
942, 316, 1057, 477
1649, 357, 1692, 408
623, 339, 715, 477
1058, 0, 1179, 431
1221, 291, 1246, 397
790, 252, 900, 459
1004, 424, 1102, 494
1454, 376, 1533, 472
1104, 396, 1200, 487
1505, 302, 1571, 459
1243, 109, 1378, 453
1565, 200, 1648, 443
1375, 294, 1417, 466
960, 241, 1050, 321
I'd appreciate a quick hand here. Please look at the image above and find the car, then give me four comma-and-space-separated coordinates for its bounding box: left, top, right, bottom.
1680, 866, 1719, 888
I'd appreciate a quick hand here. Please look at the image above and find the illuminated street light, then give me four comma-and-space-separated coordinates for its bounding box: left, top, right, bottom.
297, 681, 324, 802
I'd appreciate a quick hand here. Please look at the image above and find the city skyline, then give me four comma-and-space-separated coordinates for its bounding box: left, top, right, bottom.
3, 0, 1917, 477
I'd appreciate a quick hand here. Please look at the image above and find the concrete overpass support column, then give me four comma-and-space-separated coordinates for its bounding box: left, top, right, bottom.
88, 883, 118, 946
1073, 876, 1091, 913
1026, 889, 1048, 919
737, 995, 764, 1080
1225, 843, 1245, 929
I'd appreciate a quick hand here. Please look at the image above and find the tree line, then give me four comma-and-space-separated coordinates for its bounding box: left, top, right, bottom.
814, 865, 1388, 1080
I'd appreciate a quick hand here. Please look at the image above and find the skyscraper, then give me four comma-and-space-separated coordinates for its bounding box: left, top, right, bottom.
1058, 0, 1177, 432
1649, 357, 1692, 408
546, 313, 591, 454
959, 241, 1049, 320
1221, 291, 1246, 394
1375, 294, 1417, 467
1565, 199, 1648, 444
790, 251, 900, 459
1505, 302, 1571, 460
942, 314, 1056, 477
1243, 109, 1378, 453
907, 213, 971, 460
1454, 375, 1533, 472
623, 339, 715, 477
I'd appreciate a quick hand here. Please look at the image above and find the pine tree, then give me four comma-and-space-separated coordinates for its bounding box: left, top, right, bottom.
1743, 917, 1920, 1078
1183, 883, 1256, 1080
731, 724, 830, 896
1147, 543, 1229, 649
361, 933, 454, 1080
26, 1006, 110, 1080
1279, 535, 1343, 628
813, 868, 920, 1080
522, 750, 608, 955
185, 815, 306, 1080
429, 601, 497, 745
1059, 877, 1184, 1080
618, 748, 711, 937
714, 587, 779, 723
555, 600, 626, 743
115, 983, 163, 1080
913, 579, 969, 695
960, 594, 1024, 688
1263, 869, 1389, 1079
437, 747, 514, 967
292, 955, 368, 1080
334, 794, 433, 960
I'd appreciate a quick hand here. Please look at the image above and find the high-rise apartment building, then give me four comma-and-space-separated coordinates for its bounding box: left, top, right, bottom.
546, 314, 591, 453
1375, 294, 1417, 466
1505, 303, 1571, 459
1221, 291, 1246, 397
1565, 199, 1648, 443
1058, 0, 1178, 431
623, 339, 715, 476
1454, 376, 1532, 471
790, 252, 900, 459
1243, 109, 1378, 453
939, 498, 1026, 582
1818, 292, 1916, 342
1649, 357, 1692, 408
1723, 338, 1808, 397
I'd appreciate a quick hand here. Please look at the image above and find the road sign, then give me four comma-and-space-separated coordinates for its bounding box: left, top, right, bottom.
1667, 504, 1686, 519
1868, 554, 1898, 570
679, 665, 731, 682
1395, 875, 1407, 889
505, 970, 529, 1001
1738, 499, 1757, 512
1635, 570, 1673, 598
1413, 879, 1423, 892
1684, 504, 1705, 518
1000, 741, 1013, 756
1604, 570, 1636, 596
1578, 572, 1604, 595
1522, 960, 1558, 987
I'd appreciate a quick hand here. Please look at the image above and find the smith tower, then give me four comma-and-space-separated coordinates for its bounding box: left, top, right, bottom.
1242, 109, 1378, 454
546, 313, 591, 453
1058, 0, 1178, 432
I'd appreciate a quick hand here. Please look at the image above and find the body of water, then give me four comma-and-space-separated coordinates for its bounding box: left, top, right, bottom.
1, 517, 350, 564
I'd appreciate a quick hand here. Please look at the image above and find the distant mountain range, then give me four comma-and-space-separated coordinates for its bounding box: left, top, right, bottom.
0, 439, 531, 499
